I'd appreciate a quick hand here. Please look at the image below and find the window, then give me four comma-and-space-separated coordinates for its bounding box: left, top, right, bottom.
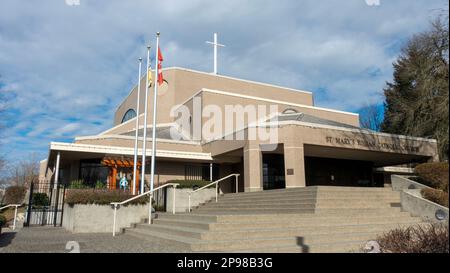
282, 108, 298, 115
184, 164, 218, 181
121, 109, 137, 123
79, 159, 109, 187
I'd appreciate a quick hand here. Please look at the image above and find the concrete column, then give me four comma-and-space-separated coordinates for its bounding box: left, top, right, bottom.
210, 163, 213, 181
243, 143, 263, 192
53, 152, 61, 190
283, 144, 306, 188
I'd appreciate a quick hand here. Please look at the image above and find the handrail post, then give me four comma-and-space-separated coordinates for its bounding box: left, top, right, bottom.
112, 204, 118, 237
172, 185, 177, 214
110, 183, 179, 236
235, 175, 238, 193
13, 205, 18, 231
215, 183, 218, 203
148, 193, 153, 225
188, 193, 191, 212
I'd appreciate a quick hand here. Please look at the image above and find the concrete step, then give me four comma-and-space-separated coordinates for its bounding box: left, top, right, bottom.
195, 203, 317, 210
231, 241, 365, 253
223, 186, 393, 195
192, 207, 404, 215
217, 196, 400, 203
155, 213, 218, 223
121, 186, 417, 253
142, 221, 420, 241
203, 199, 400, 208
190, 231, 385, 252
126, 226, 366, 252
222, 187, 395, 197
153, 215, 420, 231
156, 210, 410, 223
192, 208, 316, 214
220, 192, 399, 201
313, 207, 404, 215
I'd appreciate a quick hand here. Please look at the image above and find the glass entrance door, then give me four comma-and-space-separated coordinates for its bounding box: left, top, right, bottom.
262, 154, 286, 190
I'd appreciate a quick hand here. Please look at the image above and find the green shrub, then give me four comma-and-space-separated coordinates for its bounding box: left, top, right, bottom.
95, 180, 107, 189
376, 223, 449, 253
166, 180, 212, 189
69, 180, 90, 189
415, 163, 449, 192
3, 186, 27, 204
65, 189, 148, 206
421, 188, 449, 208
31, 193, 50, 207
0, 214, 6, 227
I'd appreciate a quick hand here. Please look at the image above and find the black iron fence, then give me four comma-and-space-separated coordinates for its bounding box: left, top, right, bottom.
24, 181, 66, 227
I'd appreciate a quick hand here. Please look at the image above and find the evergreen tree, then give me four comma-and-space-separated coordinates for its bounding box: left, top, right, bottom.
382, 19, 449, 160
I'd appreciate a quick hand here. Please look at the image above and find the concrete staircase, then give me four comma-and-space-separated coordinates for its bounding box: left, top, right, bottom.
122, 186, 424, 253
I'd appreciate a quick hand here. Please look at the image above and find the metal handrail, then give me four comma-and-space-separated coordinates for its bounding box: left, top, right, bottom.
188, 174, 240, 212
111, 183, 179, 236
0, 204, 21, 230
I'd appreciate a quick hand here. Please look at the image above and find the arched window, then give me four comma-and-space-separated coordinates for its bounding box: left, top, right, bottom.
282, 108, 299, 115
121, 109, 137, 123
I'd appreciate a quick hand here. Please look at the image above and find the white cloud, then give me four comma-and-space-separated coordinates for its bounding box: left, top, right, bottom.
0, 0, 446, 163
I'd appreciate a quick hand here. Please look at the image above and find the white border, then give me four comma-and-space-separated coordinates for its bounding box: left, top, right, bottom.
74, 134, 201, 146
201, 88, 359, 117
49, 142, 211, 160
202, 119, 437, 145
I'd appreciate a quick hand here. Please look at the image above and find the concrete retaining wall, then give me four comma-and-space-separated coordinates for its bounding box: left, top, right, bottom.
62, 204, 149, 233
400, 189, 449, 223
391, 175, 432, 191
166, 188, 216, 213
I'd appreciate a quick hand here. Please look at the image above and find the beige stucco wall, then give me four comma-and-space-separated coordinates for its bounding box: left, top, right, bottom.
74, 136, 204, 153
208, 123, 438, 192
113, 68, 314, 128
153, 161, 186, 186
200, 91, 359, 140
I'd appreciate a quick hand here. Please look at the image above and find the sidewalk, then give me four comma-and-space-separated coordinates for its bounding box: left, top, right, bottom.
0, 226, 191, 253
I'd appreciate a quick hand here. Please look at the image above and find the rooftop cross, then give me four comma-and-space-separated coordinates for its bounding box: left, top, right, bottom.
206, 32, 225, 75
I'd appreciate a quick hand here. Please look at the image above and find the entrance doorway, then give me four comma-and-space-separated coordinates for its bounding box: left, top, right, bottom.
304, 157, 378, 187
262, 154, 286, 190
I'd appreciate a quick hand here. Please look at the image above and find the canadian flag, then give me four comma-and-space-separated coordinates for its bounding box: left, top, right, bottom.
157, 47, 164, 85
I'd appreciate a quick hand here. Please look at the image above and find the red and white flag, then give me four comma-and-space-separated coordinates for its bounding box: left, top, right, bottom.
157, 47, 164, 85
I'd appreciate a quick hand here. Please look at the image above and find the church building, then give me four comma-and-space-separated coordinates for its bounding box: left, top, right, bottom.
39, 67, 438, 193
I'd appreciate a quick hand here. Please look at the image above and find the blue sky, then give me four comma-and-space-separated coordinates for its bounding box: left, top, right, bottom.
0, 0, 447, 165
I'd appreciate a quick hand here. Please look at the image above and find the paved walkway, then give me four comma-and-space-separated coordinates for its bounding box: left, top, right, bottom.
0, 226, 191, 253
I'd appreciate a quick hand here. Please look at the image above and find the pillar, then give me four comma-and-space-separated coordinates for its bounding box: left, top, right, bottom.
53, 152, 61, 190
136, 169, 140, 195
112, 167, 117, 190
243, 143, 263, 192
284, 143, 306, 188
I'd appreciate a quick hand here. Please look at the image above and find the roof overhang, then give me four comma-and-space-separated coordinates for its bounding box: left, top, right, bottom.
46, 142, 212, 169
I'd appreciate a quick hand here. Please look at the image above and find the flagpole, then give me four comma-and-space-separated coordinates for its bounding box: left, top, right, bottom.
149, 32, 160, 193
132, 58, 142, 195
140, 45, 151, 194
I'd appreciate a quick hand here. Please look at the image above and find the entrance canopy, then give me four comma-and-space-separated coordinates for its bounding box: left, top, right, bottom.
46, 142, 212, 170
303, 144, 432, 167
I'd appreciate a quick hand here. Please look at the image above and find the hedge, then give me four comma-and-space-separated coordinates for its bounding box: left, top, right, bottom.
166, 180, 213, 189
3, 186, 27, 205
31, 193, 50, 207
375, 223, 449, 253
421, 188, 449, 208
415, 163, 449, 192
65, 189, 149, 206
